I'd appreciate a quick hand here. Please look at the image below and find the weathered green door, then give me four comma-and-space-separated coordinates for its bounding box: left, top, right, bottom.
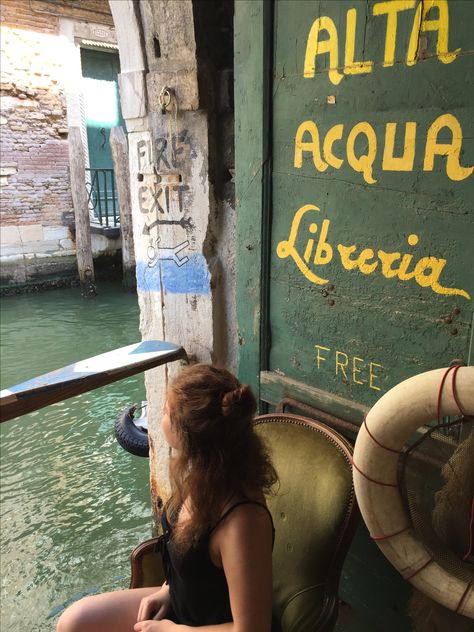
236, 0, 473, 418
80, 48, 124, 170
235, 1, 473, 628
81, 48, 125, 223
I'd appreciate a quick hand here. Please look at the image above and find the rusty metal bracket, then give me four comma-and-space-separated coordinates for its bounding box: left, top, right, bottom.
275, 397, 359, 436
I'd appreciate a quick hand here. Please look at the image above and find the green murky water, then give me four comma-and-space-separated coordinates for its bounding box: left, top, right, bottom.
0, 283, 153, 631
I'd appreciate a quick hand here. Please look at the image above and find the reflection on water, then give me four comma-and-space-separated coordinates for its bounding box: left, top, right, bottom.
0, 283, 154, 631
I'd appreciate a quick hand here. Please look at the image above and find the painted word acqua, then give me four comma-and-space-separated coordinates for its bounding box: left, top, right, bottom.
315, 345, 384, 391
294, 114, 473, 184
276, 204, 470, 300
304, 0, 459, 85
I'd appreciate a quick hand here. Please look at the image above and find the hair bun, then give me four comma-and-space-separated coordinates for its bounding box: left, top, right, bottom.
221, 384, 256, 418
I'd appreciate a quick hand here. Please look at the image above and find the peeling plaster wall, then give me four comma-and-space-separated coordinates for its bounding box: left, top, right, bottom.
110, 0, 236, 513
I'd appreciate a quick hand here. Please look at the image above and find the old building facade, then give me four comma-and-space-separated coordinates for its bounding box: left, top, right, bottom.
0, 0, 124, 288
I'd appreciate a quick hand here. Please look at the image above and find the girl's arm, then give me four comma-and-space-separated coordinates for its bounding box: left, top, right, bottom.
213, 502, 273, 632
134, 503, 273, 632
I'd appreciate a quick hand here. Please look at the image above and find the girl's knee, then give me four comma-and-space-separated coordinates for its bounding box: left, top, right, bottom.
56, 596, 98, 632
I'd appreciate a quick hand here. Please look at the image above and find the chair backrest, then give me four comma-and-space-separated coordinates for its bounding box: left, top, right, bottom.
255, 413, 358, 632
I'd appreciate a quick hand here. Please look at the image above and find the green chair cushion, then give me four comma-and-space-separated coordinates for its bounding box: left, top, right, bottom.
255, 417, 354, 630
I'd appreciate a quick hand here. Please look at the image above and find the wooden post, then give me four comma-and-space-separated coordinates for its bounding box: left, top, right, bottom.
110, 125, 136, 290
68, 126, 96, 297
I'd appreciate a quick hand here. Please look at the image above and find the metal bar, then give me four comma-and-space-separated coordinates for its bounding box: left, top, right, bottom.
85, 168, 120, 227
276, 397, 360, 435
103, 169, 109, 227
111, 170, 118, 226
93, 170, 100, 223
96, 170, 103, 225
276, 396, 470, 471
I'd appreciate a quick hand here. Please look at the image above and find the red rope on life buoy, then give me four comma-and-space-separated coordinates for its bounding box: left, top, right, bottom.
363, 416, 402, 454
404, 557, 434, 581
371, 526, 410, 541
455, 583, 472, 613
351, 458, 398, 487
437, 365, 457, 423
354, 366, 474, 615
437, 364, 467, 422
451, 365, 468, 417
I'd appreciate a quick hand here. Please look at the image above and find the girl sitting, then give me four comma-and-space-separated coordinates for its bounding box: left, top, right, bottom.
57, 364, 277, 632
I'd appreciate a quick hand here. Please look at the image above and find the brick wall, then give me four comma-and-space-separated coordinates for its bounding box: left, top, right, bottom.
0, 0, 118, 285
1, 0, 113, 31
1, 33, 72, 230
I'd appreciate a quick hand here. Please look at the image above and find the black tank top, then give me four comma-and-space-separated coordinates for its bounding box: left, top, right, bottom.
160, 499, 275, 626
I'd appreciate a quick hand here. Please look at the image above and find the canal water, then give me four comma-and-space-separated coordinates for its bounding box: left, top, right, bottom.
0, 283, 154, 631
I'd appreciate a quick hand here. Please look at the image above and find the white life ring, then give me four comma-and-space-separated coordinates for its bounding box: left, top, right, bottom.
353, 366, 474, 618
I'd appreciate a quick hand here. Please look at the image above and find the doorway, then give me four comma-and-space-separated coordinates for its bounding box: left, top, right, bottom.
80, 47, 125, 226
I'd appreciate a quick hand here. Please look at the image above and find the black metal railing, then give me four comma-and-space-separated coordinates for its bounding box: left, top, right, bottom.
86, 168, 120, 227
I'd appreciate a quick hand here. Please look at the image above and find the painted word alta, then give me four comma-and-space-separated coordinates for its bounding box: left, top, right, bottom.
276, 204, 470, 300
304, 0, 460, 86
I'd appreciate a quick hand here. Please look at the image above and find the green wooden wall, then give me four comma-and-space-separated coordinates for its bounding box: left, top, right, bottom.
236, 0, 473, 420
235, 1, 473, 629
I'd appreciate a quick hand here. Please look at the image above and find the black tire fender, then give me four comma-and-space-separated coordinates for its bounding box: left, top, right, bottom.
115, 405, 149, 458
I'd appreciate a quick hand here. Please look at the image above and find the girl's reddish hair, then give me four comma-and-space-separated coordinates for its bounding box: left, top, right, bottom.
166, 364, 277, 549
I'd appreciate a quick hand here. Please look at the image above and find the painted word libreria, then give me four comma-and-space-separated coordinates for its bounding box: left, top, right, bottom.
276, 204, 470, 300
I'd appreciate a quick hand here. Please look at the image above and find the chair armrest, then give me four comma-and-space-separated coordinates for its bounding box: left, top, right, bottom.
130, 537, 166, 589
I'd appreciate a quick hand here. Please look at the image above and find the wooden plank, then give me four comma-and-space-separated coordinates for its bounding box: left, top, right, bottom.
110, 125, 136, 290
0, 341, 186, 422
68, 126, 96, 296
260, 370, 368, 424
234, 0, 270, 401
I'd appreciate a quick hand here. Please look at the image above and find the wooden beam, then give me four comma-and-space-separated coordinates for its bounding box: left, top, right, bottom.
0, 341, 186, 423
110, 125, 136, 290
68, 126, 96, 296
234, 1, 269, 402
260, 370, 368, 424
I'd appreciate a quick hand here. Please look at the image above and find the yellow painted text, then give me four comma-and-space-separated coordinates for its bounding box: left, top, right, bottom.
315, 345, 384, 390
277, 205, 470, 300
304, 0, 460, 84
294, 114, 473, 184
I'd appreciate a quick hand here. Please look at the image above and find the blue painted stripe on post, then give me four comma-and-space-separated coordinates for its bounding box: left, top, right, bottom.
136, 260, 162, 292
161, 255, 211, 294
136, 254, 211, 295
